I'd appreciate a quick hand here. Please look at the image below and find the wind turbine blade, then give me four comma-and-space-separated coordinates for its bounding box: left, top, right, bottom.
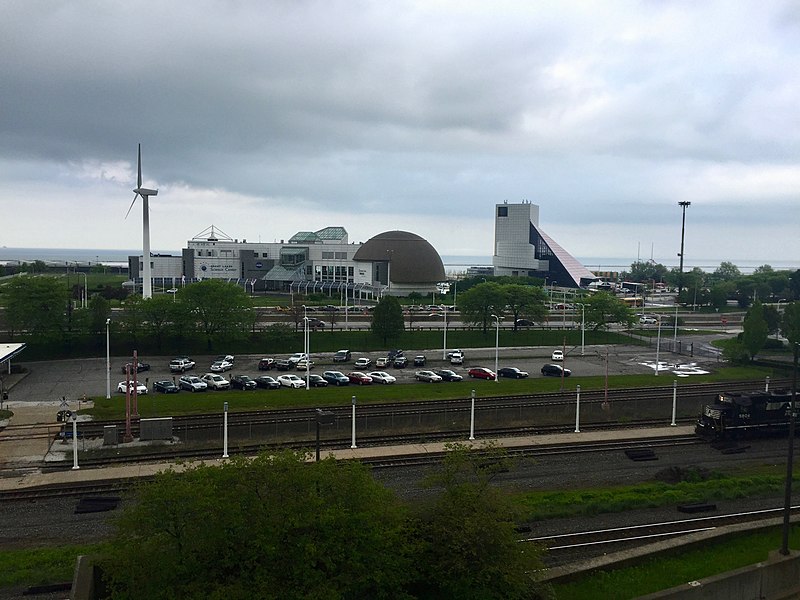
137, 144, 142, 188
125, 194, 139, 219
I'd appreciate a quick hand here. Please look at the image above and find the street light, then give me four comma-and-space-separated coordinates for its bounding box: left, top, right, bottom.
491, 314, 501, 383
302, 305, 310, 390
442, 305, 448, 360
579, 303, 585, 357
105, 318, 111, 400
677, 201, 691, 295
655, 315, 663, 376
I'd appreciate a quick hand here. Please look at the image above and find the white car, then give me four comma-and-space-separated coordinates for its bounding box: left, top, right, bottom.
375, 357, 389, 367
277, 374, 305, 388
368, 371, 396, 384
117, 381, 148, 395
639, 316, 658, 325
201, 373, 231, 390
354, 357, 372, 368
288, 352, 308, 365
210, 359, 234, 373
179, 376, 208, 392
295, 359, 315, 371
551, 350, 564, 361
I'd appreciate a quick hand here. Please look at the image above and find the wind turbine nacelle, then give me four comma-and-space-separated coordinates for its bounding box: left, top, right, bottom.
134, 187, 158, 196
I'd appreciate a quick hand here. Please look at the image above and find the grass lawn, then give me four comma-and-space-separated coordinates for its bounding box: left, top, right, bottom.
0, 544, 105, 589
82, 365, 777, 420
551, 526, 800, 599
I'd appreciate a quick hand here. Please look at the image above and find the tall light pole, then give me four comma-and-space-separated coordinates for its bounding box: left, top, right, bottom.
677, 201, 691, 296
442, 306, 448, 360
105, 318, 111, 399
491, 314, 501, 383
655, 315, 663, 376
78, 271, 87, 308
580, 303, 585, 357
302, 305, 310, 390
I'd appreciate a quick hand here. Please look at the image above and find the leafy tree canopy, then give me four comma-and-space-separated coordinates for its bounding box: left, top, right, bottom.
371, 295, 405, 345
582, 291, 634, 330
741, 301, 768, 360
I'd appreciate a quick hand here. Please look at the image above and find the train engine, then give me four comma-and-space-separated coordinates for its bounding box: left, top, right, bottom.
695, 389, 794, 440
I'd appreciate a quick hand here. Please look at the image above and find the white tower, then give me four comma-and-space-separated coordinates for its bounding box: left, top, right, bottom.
126, 144, 158, 299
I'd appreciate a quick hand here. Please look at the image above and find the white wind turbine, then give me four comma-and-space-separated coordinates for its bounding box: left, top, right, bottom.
126, 144, 158, 299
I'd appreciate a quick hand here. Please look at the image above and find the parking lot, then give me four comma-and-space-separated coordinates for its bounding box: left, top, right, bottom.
2, 342, 724, 407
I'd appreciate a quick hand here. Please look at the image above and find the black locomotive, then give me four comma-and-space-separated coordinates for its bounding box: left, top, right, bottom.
695, 389, 796, 440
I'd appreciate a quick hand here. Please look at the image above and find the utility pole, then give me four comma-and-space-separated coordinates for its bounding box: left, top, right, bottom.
677, 201, 691, 296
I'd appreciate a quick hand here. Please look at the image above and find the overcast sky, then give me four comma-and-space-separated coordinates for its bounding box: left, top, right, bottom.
1, 1, 798, 268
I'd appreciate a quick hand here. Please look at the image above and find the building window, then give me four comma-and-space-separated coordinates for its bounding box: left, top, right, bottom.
498, 206, 508, 217
322, 252, 334, 259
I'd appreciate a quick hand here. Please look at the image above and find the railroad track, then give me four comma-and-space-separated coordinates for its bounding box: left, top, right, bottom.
532, 505, 800, 568
66, 379, 784, 438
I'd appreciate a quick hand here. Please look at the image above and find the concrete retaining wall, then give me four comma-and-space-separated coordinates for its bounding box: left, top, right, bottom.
637, 550, 800, 600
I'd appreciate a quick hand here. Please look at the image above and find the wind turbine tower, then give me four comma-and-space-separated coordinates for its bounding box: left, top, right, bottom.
127, 144, 158, 299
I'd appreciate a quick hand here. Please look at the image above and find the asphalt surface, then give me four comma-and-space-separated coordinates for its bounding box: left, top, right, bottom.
2, 339, 729, 407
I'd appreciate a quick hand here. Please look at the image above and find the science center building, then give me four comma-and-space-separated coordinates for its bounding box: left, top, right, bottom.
128, 202, 593, 297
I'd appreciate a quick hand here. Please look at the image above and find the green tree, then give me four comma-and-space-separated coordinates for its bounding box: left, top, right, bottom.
413, 442, 549, 599
713, 261, 742, 282
741, 301, 768, 360
4, 276, 67, 339
782, 302, 800, 343
458, 282, 506, 333
86, 294, 111, 335
763, 305, 781, 338
180, 280, 253, 349
120, 295, 146, 345
371, 295, 405, 345
101, 452, 413, 599
626, 260, 669, 284
140, 295, 179, 351
583, 291, 634, 330
503, 284, 548, 331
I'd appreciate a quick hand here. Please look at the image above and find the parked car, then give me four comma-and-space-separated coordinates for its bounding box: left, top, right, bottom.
446, 349, 464, 359
169, 357, 195, 373
551, 350, 564, 361
393, 356, 409, 368
288, 352, 308, 365
254, 375, 281, 390
450, 353, 464, 365
117, 381, 148, 395
375, 357, 390, 367
434, 369, 463, 382
215, 354, 235, 363
231, 374, 257, 390
368, 371, 396, 384
295, 359, 314, 371
347, 371, 373, 385
258, 358, 276, 371
153, 379, 179, 394
121, 361, 150, 374
498, 367, 529, 379
354, 357, 372, 368
275, 359, 292, 371
541, 363, 571, 377
639, 316, 658, 325
415, 370, 442, 383
387, 349, 404, 361
322, 371, 350, 386
516, 319, 535, 327
210, 359, 234, 373
413, 355, 426, 367
178, 375, 208, 392
307, 374, 329, 388
201, 373, 231, 390
277, 374, 305, 388
333, 349, 352, 363
307, 318, 326, 328
468, 367, 496, 380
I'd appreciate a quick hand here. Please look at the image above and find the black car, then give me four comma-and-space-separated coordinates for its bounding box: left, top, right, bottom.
413, 355, 426, 366
322, 371, 350, 386
498, 367, 529, 379
121, 362, 150, 374
153, 379, 180, 393
393, 356, 408, 368
515, 319, 535, 327
275, 359, 292, 371
541, 364, 571, 377
308, 374, 329, 388
434, 369, 463, 382
254, 375, 281, 390
333, 350, 351, 363
387, 349, 404, 361
231, 375, 257, 390
258, 358, 276, 371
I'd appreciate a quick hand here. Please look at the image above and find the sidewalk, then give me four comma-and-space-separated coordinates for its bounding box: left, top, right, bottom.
0, 425, 694, 491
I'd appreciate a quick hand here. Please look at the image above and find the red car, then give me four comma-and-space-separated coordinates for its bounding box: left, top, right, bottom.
347, 371, 373, 385
468, 367, 496, 381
